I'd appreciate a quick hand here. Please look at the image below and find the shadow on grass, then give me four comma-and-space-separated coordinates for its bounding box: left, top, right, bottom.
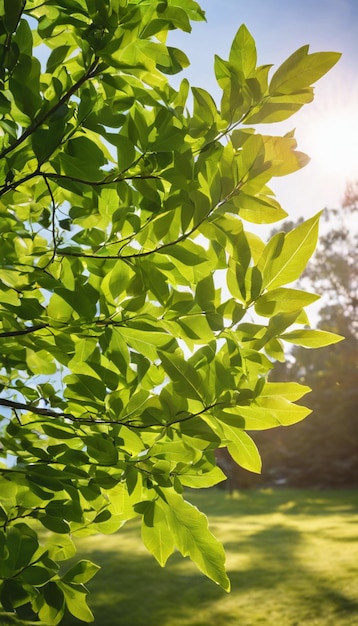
5, 490, 358, 626
228, 522, 358, 621
56, 490, 358, 626
59, 539, 358, 626
61, 549, 227, 626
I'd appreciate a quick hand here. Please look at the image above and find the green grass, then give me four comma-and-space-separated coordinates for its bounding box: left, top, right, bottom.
3, 489, 358, 626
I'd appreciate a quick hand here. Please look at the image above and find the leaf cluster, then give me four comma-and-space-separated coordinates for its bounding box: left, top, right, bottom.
0, 1, 342, 622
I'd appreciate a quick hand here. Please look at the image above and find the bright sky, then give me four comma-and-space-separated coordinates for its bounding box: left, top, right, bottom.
169, 0, 358, 220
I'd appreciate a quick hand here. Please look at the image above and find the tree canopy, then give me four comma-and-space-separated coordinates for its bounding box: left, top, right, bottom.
0, 1, 342, 623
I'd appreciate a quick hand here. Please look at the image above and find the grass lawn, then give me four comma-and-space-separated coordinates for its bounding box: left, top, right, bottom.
2, 488, 358, 626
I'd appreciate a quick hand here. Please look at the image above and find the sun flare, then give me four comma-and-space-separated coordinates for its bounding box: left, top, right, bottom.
305, 105, 358, 179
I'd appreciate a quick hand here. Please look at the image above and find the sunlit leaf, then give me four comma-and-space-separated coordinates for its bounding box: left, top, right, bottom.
141, 500, 175, 567
280, 329, 344, 347
258, 212, 321, 290
161, 490, 230, 591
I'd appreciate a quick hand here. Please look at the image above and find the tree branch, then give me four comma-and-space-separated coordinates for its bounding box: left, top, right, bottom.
0, 398, 69, 419
0, 324, 48, 338
0, 169, 160, 200
56, 208, 213, 261
0, 397, 223, 430
42, 174, 58, 265
42, 172, 161, 187
55, 174, 241, 263
0, 170, 40, 198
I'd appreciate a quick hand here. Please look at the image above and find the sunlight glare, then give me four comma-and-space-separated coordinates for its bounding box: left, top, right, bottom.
307, 106, 358, 179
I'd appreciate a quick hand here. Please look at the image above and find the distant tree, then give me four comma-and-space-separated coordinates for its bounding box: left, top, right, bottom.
0, 1, 341, 622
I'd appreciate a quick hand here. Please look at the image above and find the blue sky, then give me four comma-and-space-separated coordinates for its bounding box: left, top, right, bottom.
169, 0, 358, 220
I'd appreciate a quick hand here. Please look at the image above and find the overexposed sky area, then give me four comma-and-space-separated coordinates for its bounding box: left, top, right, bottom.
169, 0, 358, 220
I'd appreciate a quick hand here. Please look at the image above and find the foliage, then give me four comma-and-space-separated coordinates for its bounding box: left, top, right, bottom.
236, 186, 358, 488
0, 1, 342, 622
269, 185, 358, 487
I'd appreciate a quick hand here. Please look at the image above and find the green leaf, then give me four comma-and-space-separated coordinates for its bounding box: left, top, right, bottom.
191, 87, 218, 129
47, 292, 74, 322
216, 381, 312, 430
270, 46, 341, 95
141, 500, 175, 567
21, 564, 54, 586
195, 274, 216, 310
108, 481, 141, 522
263, 134, 310, 176
3, 0, 23, 34
224, 428, 262, 474
119, 326, 173, 360
115, 135, 136, 172
229, 25, 257, 76
38, 582, 65, 626
0, 579, 31, 611
26, 349, 56, 375
46, 45, 71, 73
257, 382, 312, 402
258, 212, 321, 290
84, 435, 119, 465
179, 465, 226, 488
255, 288, 320, 317
62, 560, 100, 584
31, 120, 66, 164
232, 193, 288, 224
281, 329, 344, 348
161, 490, 230, 591
177, 314, 214, 343
65, 371, 106, 398
159, 241, 207, 266
2, 525, 38, 574
58, 581, 94, 623
159, 351, 205, 402
244, 94, 312, 124
40, 516, 71, 534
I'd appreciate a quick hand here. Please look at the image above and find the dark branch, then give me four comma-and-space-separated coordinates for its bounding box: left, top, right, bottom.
0, 170, 40, 198
0, 398, 223, 430
0, 170, 160, 200
56, 210, 212, 261
42, 172, 161, 187
0, 398, 69, 419
42, 175, 58, 265
0, 324, 48, 338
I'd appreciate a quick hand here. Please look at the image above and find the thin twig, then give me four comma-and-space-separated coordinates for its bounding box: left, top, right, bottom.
42, 172, 161, 187
56, 208, 212, 261
42, 174, 58, 265
0, 170, 40, 198
0, 397, 224, 430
